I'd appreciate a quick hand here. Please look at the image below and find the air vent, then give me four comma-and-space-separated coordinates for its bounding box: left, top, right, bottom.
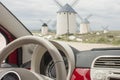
94, 56, 120, 68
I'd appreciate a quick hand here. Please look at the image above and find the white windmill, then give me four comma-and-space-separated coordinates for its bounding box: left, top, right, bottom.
78, 14, 92, 34
54, 0, 79, 35
40, 19, 51, 35
102, 26, 109, 33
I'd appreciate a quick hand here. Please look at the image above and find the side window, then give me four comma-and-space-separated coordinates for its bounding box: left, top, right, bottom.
0, 33, 6, 50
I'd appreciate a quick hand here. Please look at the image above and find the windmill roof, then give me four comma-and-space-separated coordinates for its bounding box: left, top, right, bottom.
42, 23, 48, 27
57, 4, 77, 13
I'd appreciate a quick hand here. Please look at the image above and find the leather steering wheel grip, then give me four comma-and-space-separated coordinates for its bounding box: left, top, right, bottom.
0, 36, 66, 80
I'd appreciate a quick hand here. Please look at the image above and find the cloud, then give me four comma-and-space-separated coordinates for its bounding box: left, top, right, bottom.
1, 0, 120, 30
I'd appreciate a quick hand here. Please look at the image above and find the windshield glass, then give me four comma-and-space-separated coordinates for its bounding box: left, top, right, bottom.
1, 0, 120, 51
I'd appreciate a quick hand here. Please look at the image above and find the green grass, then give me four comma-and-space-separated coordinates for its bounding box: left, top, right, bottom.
82, 31, 120, 45
32, 30, 120, 45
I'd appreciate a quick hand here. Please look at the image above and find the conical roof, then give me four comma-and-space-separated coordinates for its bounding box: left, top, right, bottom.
57, 4, 77, 14
42, 23, 48, 27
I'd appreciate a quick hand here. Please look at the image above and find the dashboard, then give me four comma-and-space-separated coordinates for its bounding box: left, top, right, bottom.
40, 50, 68, 79
76, 49, 120, 68
0, 71, 21, 80
1, 35, 120, 80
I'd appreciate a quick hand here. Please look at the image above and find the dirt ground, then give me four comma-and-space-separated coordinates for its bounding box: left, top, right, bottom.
57, 41, 120, 51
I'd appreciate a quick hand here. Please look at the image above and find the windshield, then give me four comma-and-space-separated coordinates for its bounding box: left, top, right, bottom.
1, 0, 120, 51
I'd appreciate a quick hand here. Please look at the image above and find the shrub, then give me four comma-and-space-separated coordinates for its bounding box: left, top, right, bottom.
112, 39, 120, 45
96, 37, 109, 43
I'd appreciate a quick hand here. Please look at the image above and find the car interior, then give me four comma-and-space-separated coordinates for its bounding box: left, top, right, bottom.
1, 1, 120, 80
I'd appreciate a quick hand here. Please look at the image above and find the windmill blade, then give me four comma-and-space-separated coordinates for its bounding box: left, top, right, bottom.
76, 19, 80, 26
39, 19, 44, 23
76, 20, 80, 32
105, 26, 109, 30
51, 19, 57, 28
53, 21, 57, 27
102, 25, 109, 29
77, 14, 83, 20
86, 14, 92, 19
53, 0, 63, 8
101, 26, 109, 30
71, 0, 80, 7
47, 19, 51, 24
76, 22, 80, 28
101, 26, 106, 30
105, 26, 109, 28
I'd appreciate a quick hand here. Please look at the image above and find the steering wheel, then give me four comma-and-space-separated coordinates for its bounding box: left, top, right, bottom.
0, 36, 66, 80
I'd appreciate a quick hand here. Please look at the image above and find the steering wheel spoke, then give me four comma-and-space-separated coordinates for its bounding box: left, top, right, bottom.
0, 36, 66, 80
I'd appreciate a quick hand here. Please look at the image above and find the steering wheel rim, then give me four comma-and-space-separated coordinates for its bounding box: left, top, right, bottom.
0, 36, 66, 80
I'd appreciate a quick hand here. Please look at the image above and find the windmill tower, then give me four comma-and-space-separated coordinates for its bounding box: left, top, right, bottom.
102, 26, 109, 33
40, 19, 51, 35
78, 14, 92, 34
54, 0, 79, 35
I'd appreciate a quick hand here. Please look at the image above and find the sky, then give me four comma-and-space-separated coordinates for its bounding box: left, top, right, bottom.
1, 0, 120, 31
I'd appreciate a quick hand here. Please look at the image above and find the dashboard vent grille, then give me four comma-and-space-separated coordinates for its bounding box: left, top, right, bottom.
94, 57, 120, 68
